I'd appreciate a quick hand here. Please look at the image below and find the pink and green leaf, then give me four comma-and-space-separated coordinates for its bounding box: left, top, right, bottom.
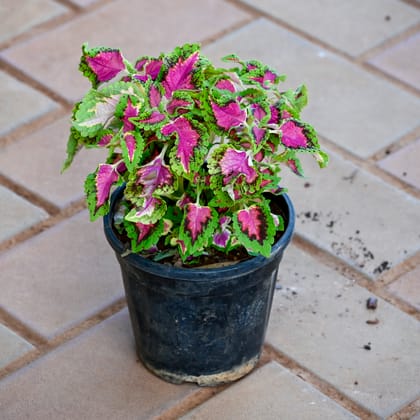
163, 51, 199, 98
166, 98, 193, 115
74, 92, 120, 136
96, 163, 119, 207
213, 230, 231, 249
250, 69, 278, 88
161, 117, 201, 174
73, 82, 132, 137
232, 202, 275, 257
98, 131, 113, 147
84, 166, 120, 221
215, 79, 236, 92
280, 120, 311, 149
124, 219, 164, 253
80, 43, 126, 88
286, 155, 304, 176
252, 126, 266, 144
121, 131, 144, 170
179, 203, 218, 257
138, 111, 166, 125
149, 84, 162, 108
122, 97, 139, 132
219, 148, 257, 185
212, 216, 232, 249
134, 58, 163, 82
211, 101, 246, 130
136, 154, 174, 196
125, 197, 167, 224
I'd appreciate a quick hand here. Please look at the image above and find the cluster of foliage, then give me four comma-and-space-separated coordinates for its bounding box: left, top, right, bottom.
63, 43, 328, 263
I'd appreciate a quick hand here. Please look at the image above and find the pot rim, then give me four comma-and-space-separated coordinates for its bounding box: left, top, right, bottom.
103, 185, 295, 280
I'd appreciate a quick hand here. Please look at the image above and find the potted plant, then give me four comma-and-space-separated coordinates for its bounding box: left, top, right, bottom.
63, 42, 328, 386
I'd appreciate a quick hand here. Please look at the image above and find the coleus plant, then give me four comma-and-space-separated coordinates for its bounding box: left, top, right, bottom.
63, 43, 328, 264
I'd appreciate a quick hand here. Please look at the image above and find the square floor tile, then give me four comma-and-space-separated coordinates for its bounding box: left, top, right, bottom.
269, 245, 420, 418
378, 139, 420, 189
0, 310, 196, 419
1, 0, 250, 103
240, 0, 420, 56
0, 0, 67, 44
0, 324, 33, 370
0, 116, 107, 208
0, 211, 123, 339
0, 185, 48, 242
369, 33, 420, 91
0, 71, 57, 136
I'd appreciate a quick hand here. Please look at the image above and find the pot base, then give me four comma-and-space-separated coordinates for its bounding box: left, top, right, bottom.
143, 354, 260, 386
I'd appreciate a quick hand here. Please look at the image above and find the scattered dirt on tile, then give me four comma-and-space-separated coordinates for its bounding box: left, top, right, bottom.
296, 209, 392, 275
363, 342, 372, 351
373, 261, 391, 275
342, 169, 358, 183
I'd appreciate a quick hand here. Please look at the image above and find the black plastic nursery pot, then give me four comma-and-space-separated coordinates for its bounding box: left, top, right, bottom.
103, 186, 295, 386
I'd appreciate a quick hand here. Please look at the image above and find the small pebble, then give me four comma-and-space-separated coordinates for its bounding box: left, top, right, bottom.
366, 297, 378, 310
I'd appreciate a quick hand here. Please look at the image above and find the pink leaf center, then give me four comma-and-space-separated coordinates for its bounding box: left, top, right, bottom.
86, 50, 125, 83
161, 117, 199, 173
96, 164, 119, 207
134, 58, 163, 82
124, 133, 136, 161
211, 101, 246, 130
280, 121, 308, 149
216, 79, 235, 92
135, 222, 155, 243
185, 203, 212, 243
220, 149, 257, 184
139, 111, 166, 125
137, 156, 173, 195
237, 207, 267, 245
149, 85, 162, 108
163, 52, 199, 98
122, 98, 138, 132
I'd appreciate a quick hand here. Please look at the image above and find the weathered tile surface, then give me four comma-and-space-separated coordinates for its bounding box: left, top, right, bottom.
369, 33, 420, 91
378, 139, 420, 190
0, 185, 48, 242
0, 71, 57, 136
183, 361, 358, 420
0, 324, 34, 370
0, 309, 196, 419
240, 0, 420, 56
0, 116, 107, 208
1, 0, 250, 103
0, 211, 123, 339
68, 0, 99, 7
268, 245, 420, 418
0, 0, 67, 44
204, 19, 420, 158
279, 150, 420, 278
387, 266, 420, 311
